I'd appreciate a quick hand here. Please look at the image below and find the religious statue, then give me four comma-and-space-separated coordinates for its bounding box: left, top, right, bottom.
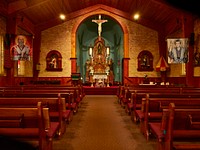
98, 44, 102, 54
141, 55, 149, 68
92, 15, 108, 37
49, 56, 57, 68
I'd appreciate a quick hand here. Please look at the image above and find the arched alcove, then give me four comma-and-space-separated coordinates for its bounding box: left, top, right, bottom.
137, 50, 154, 71
76, 15, 124, 84
46, 50, 62, 71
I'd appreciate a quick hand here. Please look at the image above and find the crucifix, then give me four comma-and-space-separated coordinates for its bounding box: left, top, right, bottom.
92, 15, 108, 37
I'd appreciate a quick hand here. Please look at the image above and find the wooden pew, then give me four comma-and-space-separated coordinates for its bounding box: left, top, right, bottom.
0, 90, 79, 114
131, 92, 200, 123
140, 95, 200, 141
121, 85, 200, 109
149, 103, 200, 150
0, 95, 72, 136
22, 90, 79, 113
0, 102, 59, 150
1, 86, 84, 113
23, 85, 85, 104
0, 85, 84, 102
123, 87, 182, 115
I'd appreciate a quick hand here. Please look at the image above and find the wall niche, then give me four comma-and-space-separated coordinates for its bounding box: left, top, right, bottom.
137, 50, 153, 71
46, 50, 62, 71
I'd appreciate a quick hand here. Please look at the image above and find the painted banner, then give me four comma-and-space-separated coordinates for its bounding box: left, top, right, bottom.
167, 38, 189, 64
10, 34, 32, 61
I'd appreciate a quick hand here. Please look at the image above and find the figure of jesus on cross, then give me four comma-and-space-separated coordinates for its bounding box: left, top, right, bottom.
92, 15, 108, 37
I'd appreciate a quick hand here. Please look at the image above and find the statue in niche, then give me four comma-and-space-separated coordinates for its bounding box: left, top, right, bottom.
49, 55, 57, 68
137, 50, 153, 71
46, 50, 62, 71
97, 44, 102, 54
141, 55, 150, 68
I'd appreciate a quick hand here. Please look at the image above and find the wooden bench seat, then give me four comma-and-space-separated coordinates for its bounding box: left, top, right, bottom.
0, 102, 59, 150
168, 106, 200, 150
137, 94, 200, 141
131, 92, 200, 123
124, 88, 181, 118
0, 85, 85, 103
0, 91, 79, 114
121, 86, 200, 115
148, 103, 200, 150
0, 95, 72, 136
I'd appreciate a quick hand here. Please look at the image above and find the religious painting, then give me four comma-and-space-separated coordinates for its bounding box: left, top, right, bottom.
194, 34, 200, 66
10, 34, 33, 61
167, 38, 189, 64
46, 50, 62, 71
137, 50, 153, 71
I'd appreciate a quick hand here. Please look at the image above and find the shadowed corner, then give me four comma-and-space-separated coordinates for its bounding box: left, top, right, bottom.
0, 135, 37, 150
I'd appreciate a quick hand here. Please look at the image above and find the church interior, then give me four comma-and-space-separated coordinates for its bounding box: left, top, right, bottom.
0, 0, 199, 87
1, 0, 200, 150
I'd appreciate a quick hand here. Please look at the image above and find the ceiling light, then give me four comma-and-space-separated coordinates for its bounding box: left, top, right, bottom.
59, 13, 66, 20
133, 13, 140, 21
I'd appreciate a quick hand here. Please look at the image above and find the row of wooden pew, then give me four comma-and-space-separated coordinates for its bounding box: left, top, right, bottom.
0, 85, 85, 150
117, 85, 200, 150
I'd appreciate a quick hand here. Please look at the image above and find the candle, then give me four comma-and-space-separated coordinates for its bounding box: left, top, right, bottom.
89, 47, 92, 56
106, 47, 110, 55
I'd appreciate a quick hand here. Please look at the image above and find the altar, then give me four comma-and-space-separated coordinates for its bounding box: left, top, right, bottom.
93, 73, 108, 80
86, 37, 114, 87
92, 73, 108, 87
85, 15, 114, 87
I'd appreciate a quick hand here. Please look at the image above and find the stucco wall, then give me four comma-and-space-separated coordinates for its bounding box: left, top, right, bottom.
40, 21, 74, 77
128, 23, 159, 77
39, 9, 160, 78
39, 9, 200, 78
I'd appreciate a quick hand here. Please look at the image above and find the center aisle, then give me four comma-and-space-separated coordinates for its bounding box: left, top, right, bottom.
54, 95, 156, 150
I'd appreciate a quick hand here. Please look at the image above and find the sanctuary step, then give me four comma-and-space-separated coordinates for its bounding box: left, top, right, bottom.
83, 86, 118, 95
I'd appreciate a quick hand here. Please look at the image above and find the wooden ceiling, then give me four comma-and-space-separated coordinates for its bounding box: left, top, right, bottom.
0, 0, 198, 34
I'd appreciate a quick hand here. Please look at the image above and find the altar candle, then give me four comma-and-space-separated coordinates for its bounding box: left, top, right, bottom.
106, 47, 110, 55
89, 47, 92, 56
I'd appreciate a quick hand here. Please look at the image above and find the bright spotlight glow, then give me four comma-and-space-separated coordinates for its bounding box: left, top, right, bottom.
59, 14, 66, 20
133, 13, 140, 20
